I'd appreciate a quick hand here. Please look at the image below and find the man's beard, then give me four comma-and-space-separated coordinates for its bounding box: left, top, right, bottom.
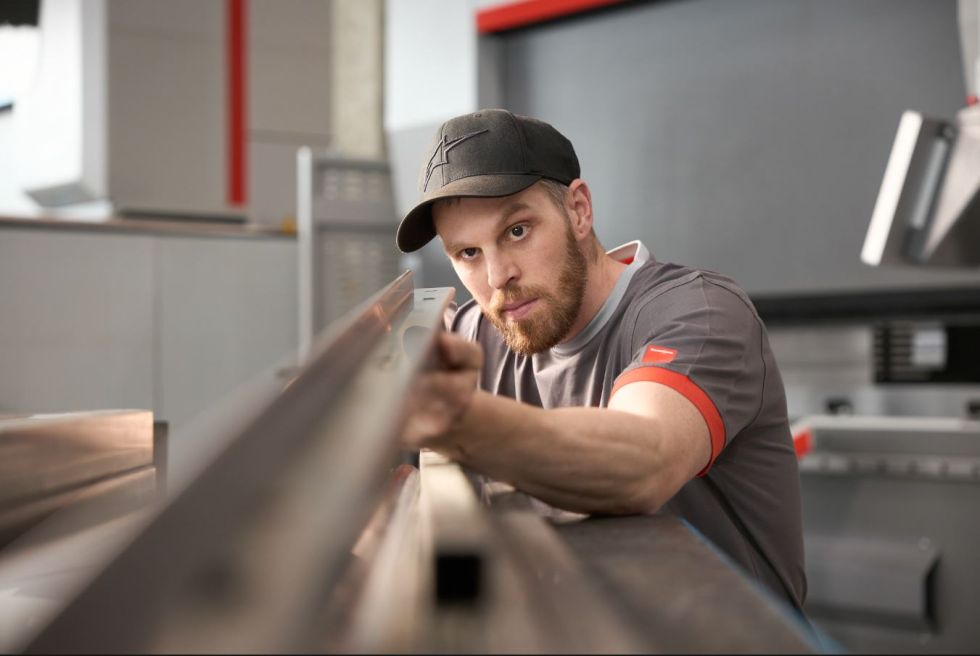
484, 225, 588, 355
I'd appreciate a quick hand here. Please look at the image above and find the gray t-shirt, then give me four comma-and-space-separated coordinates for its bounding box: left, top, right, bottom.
451, 241, 806, 609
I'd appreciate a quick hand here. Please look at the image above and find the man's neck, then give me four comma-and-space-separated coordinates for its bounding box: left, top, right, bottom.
561, 253, 628, 344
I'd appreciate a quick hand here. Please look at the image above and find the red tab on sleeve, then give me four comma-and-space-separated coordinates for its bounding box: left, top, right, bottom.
642, 344, 677, 364
611, 367, 725, 476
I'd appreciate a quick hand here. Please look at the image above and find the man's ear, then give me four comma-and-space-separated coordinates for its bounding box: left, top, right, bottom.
566, 179, 594, 240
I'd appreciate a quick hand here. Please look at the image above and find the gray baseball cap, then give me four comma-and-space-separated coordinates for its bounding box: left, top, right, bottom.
396, 109, 580, 253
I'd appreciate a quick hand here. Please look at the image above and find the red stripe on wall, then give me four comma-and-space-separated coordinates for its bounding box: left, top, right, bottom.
228, 0, 247, 206
476, 0, 624, 34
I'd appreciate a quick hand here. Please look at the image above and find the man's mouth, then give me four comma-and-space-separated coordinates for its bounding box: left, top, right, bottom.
500, 298, 538, 321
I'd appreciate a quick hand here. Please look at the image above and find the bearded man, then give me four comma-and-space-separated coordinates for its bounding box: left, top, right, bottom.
396, 109, 806, 611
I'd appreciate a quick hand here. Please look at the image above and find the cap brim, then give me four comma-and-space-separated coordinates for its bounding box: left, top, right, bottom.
396, 173, 542, 253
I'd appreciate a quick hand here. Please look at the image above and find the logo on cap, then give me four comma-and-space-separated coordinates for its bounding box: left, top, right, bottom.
423, 129, 489, 192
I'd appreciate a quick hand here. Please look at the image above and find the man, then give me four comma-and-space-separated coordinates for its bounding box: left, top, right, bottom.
396, 109, 806, 610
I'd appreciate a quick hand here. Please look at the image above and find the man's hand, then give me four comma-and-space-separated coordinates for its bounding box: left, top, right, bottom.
401, 332, 483, 451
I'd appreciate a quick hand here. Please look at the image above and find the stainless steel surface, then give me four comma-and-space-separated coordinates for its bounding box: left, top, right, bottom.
343, 453, 818, 654
411, 453, 647, 653
491, 511, 647, 653
553, 514, 820, 654
21, 273, 455, 653
331, 464, 426, 652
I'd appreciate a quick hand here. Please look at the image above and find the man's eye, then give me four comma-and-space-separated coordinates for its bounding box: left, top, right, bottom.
460, 247, 479, 260
508, 225, 528, 239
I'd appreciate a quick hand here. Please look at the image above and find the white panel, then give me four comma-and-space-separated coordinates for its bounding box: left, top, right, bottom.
249, 140, 305, 227
0, 229, 155, 414
157, 237, 297, 455
383, 0, 477, 132
14, 0, 107, 204
0, 115, 37, 214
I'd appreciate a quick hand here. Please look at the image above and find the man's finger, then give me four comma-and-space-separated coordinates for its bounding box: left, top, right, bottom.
438, 332, 484, 370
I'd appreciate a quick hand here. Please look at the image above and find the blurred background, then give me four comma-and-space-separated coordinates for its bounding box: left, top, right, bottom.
2, 0, 980, 652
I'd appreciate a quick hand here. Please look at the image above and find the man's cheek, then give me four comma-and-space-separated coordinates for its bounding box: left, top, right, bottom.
458, 273, 489, 307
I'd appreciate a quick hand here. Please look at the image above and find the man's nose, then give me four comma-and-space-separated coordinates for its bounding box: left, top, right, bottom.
486, 251, 519, 290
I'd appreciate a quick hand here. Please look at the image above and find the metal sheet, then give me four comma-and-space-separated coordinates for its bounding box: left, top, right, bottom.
0, 468, 157, 654
0, 410, 153, 510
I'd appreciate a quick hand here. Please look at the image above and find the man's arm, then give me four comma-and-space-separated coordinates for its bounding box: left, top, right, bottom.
405, 333, 710, 515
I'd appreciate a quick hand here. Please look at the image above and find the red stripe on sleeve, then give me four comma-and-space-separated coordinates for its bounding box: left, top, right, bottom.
611, 367, 726, 476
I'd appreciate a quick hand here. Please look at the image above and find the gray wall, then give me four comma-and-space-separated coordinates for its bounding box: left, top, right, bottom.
0, 227, 298, 474
419, 0, 979, 296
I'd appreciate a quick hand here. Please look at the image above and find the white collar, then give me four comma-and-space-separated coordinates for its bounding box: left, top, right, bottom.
605, 240, 652, 266
551, 241, 652, 355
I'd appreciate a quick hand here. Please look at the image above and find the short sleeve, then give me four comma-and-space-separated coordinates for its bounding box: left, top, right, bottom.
610, 276, 765, 475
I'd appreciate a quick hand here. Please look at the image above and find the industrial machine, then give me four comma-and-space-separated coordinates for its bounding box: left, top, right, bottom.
792, 415, 980, 652
795, 2, 980, 651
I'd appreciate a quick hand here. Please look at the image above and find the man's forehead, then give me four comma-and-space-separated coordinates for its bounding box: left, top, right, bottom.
435, 196, 536, 249
434, 184, 548, 234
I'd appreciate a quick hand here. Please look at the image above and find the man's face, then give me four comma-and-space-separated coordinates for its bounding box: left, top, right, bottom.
433, 183, 588, 355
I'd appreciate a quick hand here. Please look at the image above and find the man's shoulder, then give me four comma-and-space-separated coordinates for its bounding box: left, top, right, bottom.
627, 260, 759, 320
450, 298, 484, 340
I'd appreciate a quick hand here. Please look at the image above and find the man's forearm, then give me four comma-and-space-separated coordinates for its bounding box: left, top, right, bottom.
432, 391, 690, 515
